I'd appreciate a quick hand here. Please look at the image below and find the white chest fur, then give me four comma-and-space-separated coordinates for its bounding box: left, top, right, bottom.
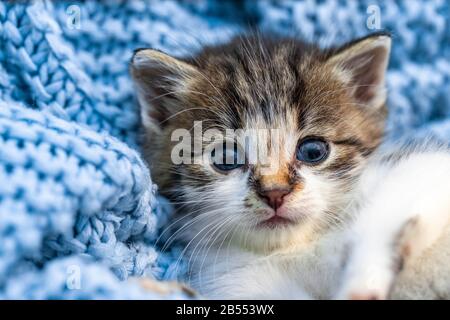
187, 230, 347, 299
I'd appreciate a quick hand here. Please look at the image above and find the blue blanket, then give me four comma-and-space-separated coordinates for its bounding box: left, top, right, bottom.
0, 0, 449, 299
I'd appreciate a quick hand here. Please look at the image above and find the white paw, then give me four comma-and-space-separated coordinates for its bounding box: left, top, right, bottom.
336, 265, 394, 300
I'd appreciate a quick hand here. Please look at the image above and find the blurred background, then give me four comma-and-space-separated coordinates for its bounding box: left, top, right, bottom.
56, 0, 450, 140
3, 1, 448, 144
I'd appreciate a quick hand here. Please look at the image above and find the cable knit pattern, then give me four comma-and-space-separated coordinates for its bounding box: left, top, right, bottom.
0, 102, 162, 297
0, 0, 449, 299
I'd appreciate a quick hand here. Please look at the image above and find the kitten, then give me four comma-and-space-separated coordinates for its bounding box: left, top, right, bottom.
130, 32, 393, 299
336, 140, 450, 300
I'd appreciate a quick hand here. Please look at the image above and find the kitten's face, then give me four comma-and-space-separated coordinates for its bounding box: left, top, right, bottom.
131, 34, 391, 251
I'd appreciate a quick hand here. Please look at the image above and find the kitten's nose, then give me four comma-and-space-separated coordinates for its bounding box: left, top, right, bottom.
260, 188, 291, 211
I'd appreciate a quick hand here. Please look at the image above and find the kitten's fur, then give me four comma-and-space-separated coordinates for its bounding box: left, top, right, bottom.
131, 33, 450, 299
338, 140, 450, 300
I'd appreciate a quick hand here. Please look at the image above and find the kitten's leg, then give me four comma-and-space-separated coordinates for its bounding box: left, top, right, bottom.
390, 225, 450, 299
337, 212, 450, 300
336, 151, 450, 300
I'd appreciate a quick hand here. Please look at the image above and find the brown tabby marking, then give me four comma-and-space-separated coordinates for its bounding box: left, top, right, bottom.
131, 32, 391, 249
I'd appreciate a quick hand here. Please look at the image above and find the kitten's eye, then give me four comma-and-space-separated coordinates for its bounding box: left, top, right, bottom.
296, 138, 329, 164
211, 143, 245, 172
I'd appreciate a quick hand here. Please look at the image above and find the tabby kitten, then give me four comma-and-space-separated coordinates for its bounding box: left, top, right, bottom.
132, 34, 450, 300
130, 32, 392, 299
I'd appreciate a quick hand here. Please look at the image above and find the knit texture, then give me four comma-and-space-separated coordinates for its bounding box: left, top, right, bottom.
0, 0, 449, 299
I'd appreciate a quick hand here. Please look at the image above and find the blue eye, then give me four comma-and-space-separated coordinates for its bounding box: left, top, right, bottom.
211, 143, 245, 172
296, 138, 329, 164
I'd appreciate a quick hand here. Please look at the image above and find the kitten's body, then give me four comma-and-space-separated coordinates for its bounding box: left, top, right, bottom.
188, 140, 450, 300
339, 140, 450, 300
131, 33, 450, 299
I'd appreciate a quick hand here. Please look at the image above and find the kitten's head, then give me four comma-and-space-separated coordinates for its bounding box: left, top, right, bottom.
131, 33, 391, 251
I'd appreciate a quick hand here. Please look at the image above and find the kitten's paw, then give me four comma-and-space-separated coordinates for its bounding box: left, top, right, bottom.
336, 217, 425, 300
335, 265, 393, 300
346, 292, 383, 300
131, 277, 198, 298
396, 215, 446, 263
337, 287, 387, 300
337, 215, 444, 300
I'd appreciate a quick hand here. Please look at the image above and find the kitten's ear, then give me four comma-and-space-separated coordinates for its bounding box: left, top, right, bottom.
326, 33, 391, 110
130, 49, 199, 132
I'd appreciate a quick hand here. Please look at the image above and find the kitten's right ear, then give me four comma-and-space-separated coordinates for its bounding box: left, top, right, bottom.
130, 49, 199, 132
325, 33, 391, 111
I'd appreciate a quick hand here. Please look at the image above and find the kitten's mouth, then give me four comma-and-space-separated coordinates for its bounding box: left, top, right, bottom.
259, 215, 294, 229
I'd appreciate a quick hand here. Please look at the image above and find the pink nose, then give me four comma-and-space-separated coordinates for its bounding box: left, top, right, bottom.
259, 189, 291, 211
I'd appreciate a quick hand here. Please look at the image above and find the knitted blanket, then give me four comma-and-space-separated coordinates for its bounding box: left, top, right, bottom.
0, 0, 449, 299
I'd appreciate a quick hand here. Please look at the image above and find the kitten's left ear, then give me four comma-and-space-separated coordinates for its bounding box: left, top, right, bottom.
326, 32, 391, 110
